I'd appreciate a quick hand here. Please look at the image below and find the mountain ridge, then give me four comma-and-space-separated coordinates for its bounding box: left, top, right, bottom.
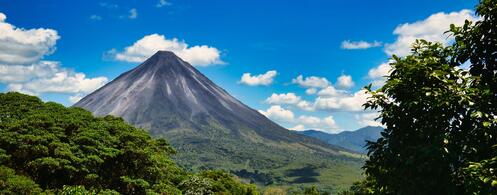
298, 126, 383, 153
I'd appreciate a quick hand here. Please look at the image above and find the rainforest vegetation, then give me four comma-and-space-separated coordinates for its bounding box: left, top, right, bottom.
346, 0, 497, 194
0, 92, 258, 194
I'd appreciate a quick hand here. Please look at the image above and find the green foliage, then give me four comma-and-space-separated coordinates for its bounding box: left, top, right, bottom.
0, 166, 43, 194
199, 170, 259, 194
350, 0, 497, 194
59, 185, 120, 195
449, 1, 497, 193
180, 175, 214, 195
0, 92, 257, 194
303, 186, 320, 195
178, 170, 260, 195
364, 41, 466, 194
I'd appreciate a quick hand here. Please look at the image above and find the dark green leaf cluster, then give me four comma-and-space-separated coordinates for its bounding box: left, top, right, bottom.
0, 92, 258, 194
350, 0, 497, 194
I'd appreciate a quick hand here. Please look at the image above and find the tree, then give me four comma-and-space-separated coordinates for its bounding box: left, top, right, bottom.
450, 0, 497, 192
356, 0, 497, 193
364, 41, 468, 194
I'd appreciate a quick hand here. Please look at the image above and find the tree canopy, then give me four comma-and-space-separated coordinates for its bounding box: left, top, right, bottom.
0, 92, 258, 194
348, 0, 497, 194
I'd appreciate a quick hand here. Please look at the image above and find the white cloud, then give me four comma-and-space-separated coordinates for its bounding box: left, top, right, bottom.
385, 9, 478, 57
264, 92, 315, 111
0, 61, 57, 83
0, 12, 60, 65
317, 86, 342, 97
341, 40, 382, 50
258, 105, 294, 122
298, 115, 321, 126
0, 13, 108, 103
305, 88, 317, 95
289, 124, 306, 131
367, 62, 392, 87
156, 0, 171, 7
69, 94, 84, 104
323, 116, 339, 130
112, 34, 223, 66
1, 61, 107, 95
129, 8, 138, 19
314, 89, 370, 112
265, 92, 301, 104
368, 62, 391, 78
259, 104, 340, 133
336, 74, 354, 88
296, 100, 314, 111
240, 70, 277, 86
292, 75, 330, 89
293, 115, 340, 133
355, 112, 383, 127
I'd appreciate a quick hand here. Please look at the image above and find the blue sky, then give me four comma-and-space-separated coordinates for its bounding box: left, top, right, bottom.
0, 0, 478, 132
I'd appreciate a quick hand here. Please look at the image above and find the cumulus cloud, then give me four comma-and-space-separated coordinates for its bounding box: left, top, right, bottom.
296, 100, 314, 111
0, 12, 60, 65
1, 61, 108, 95
292, 75, 330, 89
385, 9, 478, 57
265, 93, 301, 104
317, 86, 343, 97
264, 92, 314, 111
258, 105, 294, 122
240, 70, 277, 86
305, 88, 317, 95
111, 34, 223, 66
0, 61, 57, 83
336, 74, 354, 89
156, 0, 171, 7
367, 62, 392, 87
0, 12, 108, 103
341, 40, 382, 50
298, 115, 321, 125
266, 89, 368, 113
292, 115, 339, 133
355, 112, 383, 127
69, 94, 85, 104
129, 8, 138, 19
259, 105, 340, 133
314, 89, 370, 112
368, 62, 391, 79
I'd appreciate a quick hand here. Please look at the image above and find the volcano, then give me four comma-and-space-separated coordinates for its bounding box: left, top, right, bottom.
74, 51, 361, 185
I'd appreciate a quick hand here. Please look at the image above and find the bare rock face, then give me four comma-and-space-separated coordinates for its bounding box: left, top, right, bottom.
74, 51, 350, 171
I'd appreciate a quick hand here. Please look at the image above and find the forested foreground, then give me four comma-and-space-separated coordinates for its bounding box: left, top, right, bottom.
0, 92, 258, 194
345, 0, 497, 194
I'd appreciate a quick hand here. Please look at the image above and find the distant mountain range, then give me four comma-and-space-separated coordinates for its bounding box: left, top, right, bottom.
74, 51, 364, 189
298, 126, 383, 153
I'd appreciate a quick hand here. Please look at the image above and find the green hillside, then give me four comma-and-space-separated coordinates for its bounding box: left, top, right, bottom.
170, 132, 365, 192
